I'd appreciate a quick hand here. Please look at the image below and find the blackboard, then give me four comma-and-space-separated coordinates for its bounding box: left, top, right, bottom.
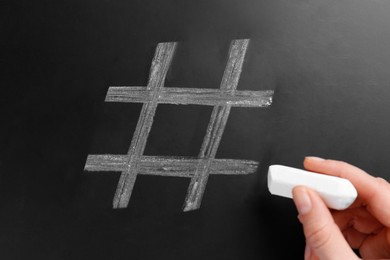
2, 0, 390, 259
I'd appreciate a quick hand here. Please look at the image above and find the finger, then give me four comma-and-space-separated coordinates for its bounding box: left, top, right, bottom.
293, 186, 358, 260
304, 244, 311, 260
342, 227, 367, 249
304, 157, 390, 227
332, 207, 383, 234
359, 228, 390, 259
304, 244, 320, 260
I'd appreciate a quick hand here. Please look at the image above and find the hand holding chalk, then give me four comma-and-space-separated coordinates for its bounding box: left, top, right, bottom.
287, 157, 390, 260
268, 164, 357, 210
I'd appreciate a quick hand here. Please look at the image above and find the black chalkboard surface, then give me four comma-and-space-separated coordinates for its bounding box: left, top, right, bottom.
2, 0, 390, 259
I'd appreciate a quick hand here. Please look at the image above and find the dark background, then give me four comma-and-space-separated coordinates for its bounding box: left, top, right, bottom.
2, 0, 390, 259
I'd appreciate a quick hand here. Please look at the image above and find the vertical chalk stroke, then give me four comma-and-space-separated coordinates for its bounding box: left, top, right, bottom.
113, 42, 177, 208
183, 39, 249, 211
84, 39, 274, 211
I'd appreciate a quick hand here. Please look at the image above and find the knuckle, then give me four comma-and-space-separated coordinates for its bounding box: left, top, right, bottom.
376, 177, 389, 187
369, 177, 390, 199
305, 221, 334, 250
334, 160, 349, 169
327, 159, 348, 170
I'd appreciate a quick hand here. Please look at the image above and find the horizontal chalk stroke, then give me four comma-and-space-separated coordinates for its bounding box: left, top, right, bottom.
106, 87, 273, 107
85, 155, 258, 176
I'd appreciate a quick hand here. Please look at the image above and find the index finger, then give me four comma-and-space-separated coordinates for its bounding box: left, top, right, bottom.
304, 157, 390, 227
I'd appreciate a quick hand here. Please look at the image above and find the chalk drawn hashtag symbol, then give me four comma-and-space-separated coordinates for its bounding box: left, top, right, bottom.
84, 39, 274, 211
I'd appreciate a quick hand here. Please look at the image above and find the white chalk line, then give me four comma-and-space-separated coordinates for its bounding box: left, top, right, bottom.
84, 39, 273, 211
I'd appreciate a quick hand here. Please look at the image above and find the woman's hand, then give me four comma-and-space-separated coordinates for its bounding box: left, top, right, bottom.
292, 157, 390, 259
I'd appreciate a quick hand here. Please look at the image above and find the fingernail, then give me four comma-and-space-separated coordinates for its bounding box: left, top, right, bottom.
305, 156, 325, 162
294, 187, 312, 215
304, 244, 311, 259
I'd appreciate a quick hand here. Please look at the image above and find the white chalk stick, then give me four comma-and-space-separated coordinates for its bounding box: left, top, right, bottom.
268, 165, 357, 210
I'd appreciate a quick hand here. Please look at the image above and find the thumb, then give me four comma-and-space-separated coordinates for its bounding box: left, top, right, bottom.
292, 186, 358, 260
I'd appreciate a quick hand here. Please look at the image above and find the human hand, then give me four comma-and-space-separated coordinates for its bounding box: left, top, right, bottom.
292, 157, 390, 259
